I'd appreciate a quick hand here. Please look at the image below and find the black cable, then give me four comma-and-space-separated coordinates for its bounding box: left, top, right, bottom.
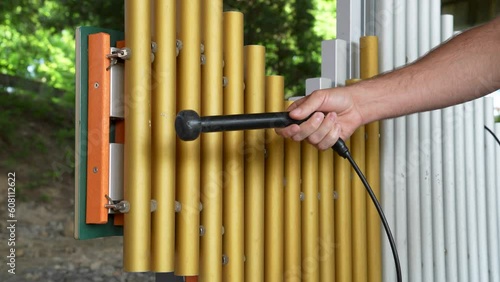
484, 125, 500, 147
334, 139, 402, 282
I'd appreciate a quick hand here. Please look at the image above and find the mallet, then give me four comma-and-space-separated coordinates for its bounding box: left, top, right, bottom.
174, 109, 348, 156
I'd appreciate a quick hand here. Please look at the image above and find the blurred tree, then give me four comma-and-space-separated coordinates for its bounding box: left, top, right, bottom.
0, 0, 335, 104
0, 0, 123, 107
225, 0, 336, 97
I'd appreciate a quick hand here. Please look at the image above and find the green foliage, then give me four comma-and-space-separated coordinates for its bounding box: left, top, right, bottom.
312, 0, 337, 40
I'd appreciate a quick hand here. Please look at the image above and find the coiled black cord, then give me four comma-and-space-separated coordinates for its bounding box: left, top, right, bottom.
334, 139, 402, 282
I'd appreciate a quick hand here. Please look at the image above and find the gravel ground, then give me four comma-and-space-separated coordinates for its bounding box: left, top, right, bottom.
0, 178, 157, 282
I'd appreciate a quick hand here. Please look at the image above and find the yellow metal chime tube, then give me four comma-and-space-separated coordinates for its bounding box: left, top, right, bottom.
284, 99, 302, 282
319, 147, 335, 281
349, 78, 368, 282
265, 75, 285, 282
151, 0, 177, 272
360, 35, 381, 282
243, 45, 266, 281
200, 0, 223, 281
222, 11, 245, 281
176, 0, 201, 276
301, 135, 319, 281
335, 133, 352, 281
124, 0, 152, 272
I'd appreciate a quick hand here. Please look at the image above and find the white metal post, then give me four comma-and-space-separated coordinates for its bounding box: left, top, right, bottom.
365, 0, 376, 36
321, 39, 348, 87
337, 0, 362, 79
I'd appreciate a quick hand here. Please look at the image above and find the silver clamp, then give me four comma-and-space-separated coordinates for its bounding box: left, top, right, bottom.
106, 47, 131, 70
150, 199, 158, 212
151, 41, 157, 63
176, 39, 183, 57
105, 194, 130, 213
200, 43, 206, 65
107, 47, 131, 60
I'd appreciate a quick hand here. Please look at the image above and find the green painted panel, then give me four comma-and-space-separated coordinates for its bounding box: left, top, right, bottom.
75, 26, 124, 240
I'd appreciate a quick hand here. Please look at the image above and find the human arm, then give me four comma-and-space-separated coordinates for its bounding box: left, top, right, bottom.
276, 16, 500, 150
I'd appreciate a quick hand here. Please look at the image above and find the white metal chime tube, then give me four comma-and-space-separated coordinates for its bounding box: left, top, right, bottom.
474, 98, 490, 282
405, 1, 422, 281
393, 1, 408, 280
464, 100, 480, 281
496, 123, 500, 260
375, 0, 396, 280
440, 14, 460, 282
484, 96, 500, 282
429, 2, 446, 281
417, 1, 434, 281
453, 100, 469, 282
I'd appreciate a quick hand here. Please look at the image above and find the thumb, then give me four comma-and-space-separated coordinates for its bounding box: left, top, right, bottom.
289, 90, 329, 120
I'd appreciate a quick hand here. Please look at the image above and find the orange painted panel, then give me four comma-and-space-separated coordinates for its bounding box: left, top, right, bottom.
114, 213, 124, 226
114, 119, 125, 144
116, 40, 125, 49
86, 33, 111, 224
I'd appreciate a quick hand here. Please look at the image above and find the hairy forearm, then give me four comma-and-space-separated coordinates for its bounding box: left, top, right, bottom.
351, 16, 500, 125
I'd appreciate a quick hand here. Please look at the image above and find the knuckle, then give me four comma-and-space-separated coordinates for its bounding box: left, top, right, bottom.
292, 134, 303, 142
311, 89, 325, 98
307, 134, 321, 145
326, 130, 337, 141
316, 142, 325, 150
318, 143, 330, 151
281, 130, 292, 138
